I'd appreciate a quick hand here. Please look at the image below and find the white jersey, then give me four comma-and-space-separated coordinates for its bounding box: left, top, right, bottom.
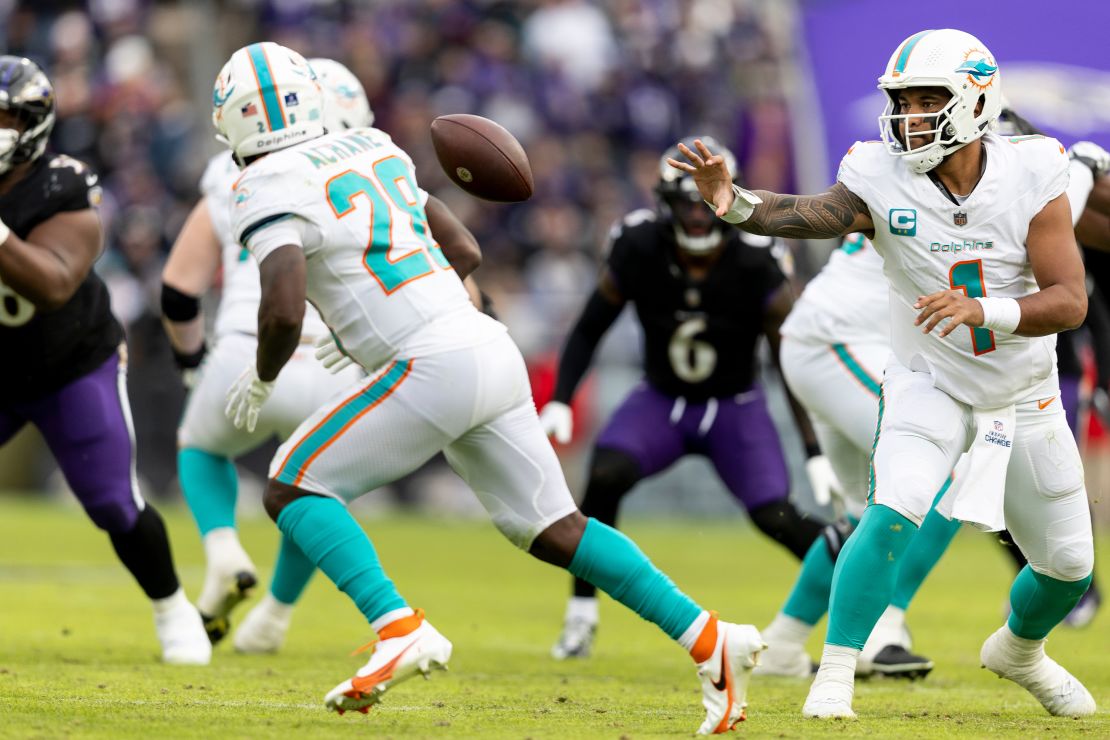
781, 234, 889, 345
231, 127, 494, 371
199, 151, 330, 341
837, 133, 1068, 408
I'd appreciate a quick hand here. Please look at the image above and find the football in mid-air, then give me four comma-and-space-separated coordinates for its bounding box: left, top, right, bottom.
430, 114, 534, 202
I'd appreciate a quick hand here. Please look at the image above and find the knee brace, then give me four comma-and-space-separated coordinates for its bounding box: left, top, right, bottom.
748, 499, 825, 560
578, 448, 642, 525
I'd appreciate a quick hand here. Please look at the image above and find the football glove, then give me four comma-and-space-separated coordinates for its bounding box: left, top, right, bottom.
314, 333, 356, 374
225, 365, 275, 432
538, 401, 573, 444
805, 454, 843, 508
1068, 141, 1110, 178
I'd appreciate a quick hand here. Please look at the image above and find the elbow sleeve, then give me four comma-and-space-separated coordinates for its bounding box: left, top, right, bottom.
161, 283, 200, 321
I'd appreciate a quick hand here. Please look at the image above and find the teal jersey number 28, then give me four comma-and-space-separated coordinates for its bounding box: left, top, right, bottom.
949, 259, 996, 356
326, 156, 450, 294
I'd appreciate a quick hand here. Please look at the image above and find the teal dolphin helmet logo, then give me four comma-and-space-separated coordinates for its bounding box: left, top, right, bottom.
212, 72, 235, 109
955, 49, 998, 90
955, 58, 998, 81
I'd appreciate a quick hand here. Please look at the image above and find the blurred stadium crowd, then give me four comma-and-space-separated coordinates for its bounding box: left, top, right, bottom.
1, 0, 803, 500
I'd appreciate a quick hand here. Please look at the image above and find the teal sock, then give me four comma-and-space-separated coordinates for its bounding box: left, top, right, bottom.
1007, 565, 1093, 640
568, 518, 702, 640
826, 504, 916, 649
275, 496, 406, 624
269, 534, 316, 605
890, 481, 960, 610
782, 535, 835, 626
179, 448, 238, 535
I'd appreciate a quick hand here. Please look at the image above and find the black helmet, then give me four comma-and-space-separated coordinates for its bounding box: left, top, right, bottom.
0, 56, 56, 174
656, 135, 739, 254
994, 105, 1042, 137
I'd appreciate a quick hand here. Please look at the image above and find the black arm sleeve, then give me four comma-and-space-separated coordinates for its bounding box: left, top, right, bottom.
552, 289, 624, 404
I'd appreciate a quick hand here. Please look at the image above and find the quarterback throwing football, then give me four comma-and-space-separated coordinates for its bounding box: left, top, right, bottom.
672, 29, 1096, 719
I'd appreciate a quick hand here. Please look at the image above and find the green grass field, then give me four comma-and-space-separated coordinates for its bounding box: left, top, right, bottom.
0, 498, 1107, 738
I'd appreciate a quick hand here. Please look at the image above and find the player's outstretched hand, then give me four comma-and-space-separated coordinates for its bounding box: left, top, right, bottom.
914, 289, 985, 338
804, 454, 843, 508
1069, 141, 1110, 177
314, 333, 355, 374
538, 401, 573, 445
225, 365, 275, 432
666, 139, 735, 217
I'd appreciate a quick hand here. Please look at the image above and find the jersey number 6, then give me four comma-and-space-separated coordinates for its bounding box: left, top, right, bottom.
326, 157, 450, 294
669, 317, 717, 382
0, 276, 35, 327
949, 259, 996, 356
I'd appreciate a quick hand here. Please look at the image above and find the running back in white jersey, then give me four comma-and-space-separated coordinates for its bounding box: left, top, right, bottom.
781, 234, 889, 346
230, 127, 483, 371
199, 151, 329, 341
837, 133, 1068, 407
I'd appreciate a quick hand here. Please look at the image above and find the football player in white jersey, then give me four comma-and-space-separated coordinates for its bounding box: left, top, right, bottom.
673, 29, 1096, 719
163, 58, 483, 652
212, 42, 764, 734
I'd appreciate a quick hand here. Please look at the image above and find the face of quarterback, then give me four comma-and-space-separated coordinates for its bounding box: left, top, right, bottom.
895, 86, 951, 150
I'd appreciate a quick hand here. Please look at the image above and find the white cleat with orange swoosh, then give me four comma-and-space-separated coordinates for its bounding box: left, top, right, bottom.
696, 616, 766, 734
324, 609, 452, 715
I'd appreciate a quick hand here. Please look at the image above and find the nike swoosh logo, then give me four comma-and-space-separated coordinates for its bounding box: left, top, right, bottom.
1038, 396, 1056, 410
350, 641, 416, 694
712, 645, 730, 692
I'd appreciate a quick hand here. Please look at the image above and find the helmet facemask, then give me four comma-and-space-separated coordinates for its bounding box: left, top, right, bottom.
878, 87, 969, 174
661, 181, 726, 254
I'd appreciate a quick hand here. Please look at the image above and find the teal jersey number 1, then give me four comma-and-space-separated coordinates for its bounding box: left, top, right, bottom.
326, 156, 448, 294
949, 259, 996, 355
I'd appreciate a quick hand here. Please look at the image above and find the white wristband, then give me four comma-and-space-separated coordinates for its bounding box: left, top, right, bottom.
975, 297, 1021, 334
710, 184, 764, 224
0, 217, 9, 246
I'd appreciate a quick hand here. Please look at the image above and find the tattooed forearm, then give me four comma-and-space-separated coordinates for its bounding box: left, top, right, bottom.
740, 183, 870, 239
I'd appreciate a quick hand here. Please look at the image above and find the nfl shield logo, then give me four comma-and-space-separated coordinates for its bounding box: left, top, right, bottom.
994, 420, 1003, 432
954, 211, 968, 226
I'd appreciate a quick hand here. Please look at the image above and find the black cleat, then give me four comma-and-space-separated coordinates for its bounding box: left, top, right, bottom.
869, 644, 934, 680
201, 571, 257, 645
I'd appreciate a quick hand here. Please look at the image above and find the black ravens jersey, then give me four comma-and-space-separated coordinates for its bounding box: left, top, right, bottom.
606, 211, 786, 401
0, 153, 121, 404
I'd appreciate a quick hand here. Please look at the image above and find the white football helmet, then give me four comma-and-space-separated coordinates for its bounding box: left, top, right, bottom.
212, 42, 325, 165
877, 29, 1002, 174
309, 58, 374, 131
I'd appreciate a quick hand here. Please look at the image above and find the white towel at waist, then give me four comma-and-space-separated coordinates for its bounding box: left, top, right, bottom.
936, 404, 1016, 532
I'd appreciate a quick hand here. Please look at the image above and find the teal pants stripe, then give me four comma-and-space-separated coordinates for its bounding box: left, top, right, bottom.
179, 447, 238, 536
568, 518, 702, 640
275, 360, 411, 486
275, 496, 406, 624
832, 344, 881, 397
867, 387, 885, 505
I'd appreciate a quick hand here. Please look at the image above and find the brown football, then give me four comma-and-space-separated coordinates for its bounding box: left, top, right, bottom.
430, 114, 534, 202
